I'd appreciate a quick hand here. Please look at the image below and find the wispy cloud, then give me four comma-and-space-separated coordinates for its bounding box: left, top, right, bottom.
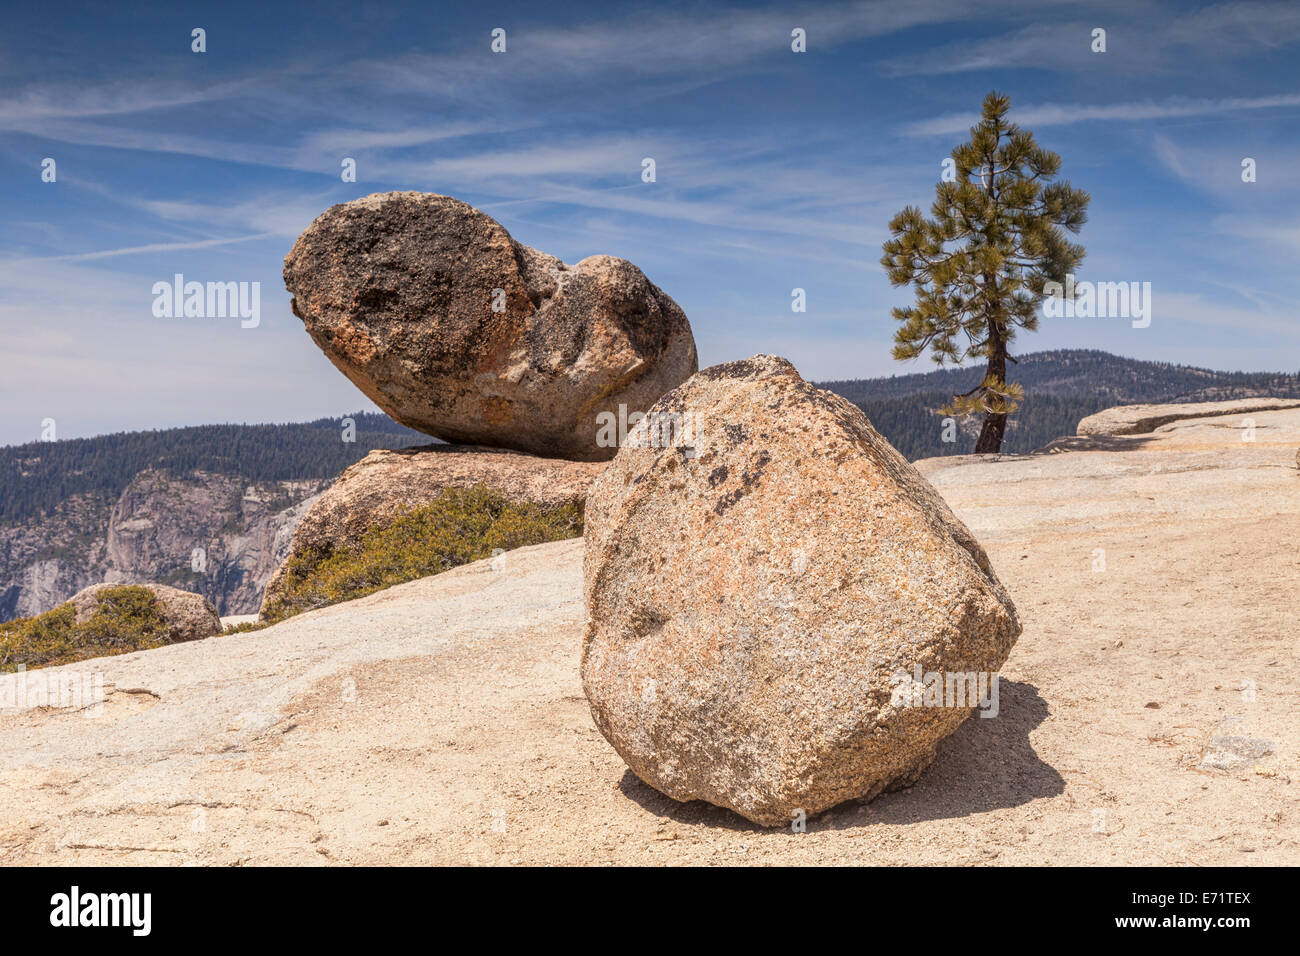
1213, 215, 1300, 253
1156, 290, 1300, 340
0, 77, 253, 125
3, 0, 1299, 444
0, 0, 1062, 163
296, 121, 511, 154
0, 259, 367, 445
883, 1, 1300, 77
905, 93, 1300, 135
348, 0, 1050, 93
128, 195, 339, 239
1151, 133, 1300, 197
1, 234, 277, 265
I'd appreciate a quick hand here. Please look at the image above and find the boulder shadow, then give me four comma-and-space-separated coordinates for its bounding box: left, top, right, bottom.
617, 679, 1063, 833
852, 678, 1063, 827
1031, 433, 1163, 454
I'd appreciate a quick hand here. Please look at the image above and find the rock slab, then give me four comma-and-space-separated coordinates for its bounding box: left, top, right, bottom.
581, 355, 1021, 826
71, 582, 222, 643
283, 192, 698, 461
1077, 397, 1300, 437
260, 444, 604, 616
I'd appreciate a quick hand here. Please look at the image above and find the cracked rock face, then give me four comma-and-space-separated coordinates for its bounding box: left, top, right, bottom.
283, 192, 698, 461
581, 355, 1022, 826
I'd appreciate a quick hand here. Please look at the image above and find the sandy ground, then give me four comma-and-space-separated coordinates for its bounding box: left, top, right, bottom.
0, 406, 1295, 865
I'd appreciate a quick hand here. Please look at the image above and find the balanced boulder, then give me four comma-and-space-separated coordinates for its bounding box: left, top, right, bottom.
284, 192, 698, 461
581, 355, 1021, 826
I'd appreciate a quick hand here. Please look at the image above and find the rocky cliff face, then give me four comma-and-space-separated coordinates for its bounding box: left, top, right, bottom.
0, 470, 326, 620
0, 494, 110, 621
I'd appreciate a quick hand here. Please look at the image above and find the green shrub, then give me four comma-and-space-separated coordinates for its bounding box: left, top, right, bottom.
261, 485, 583, 624
0, 489, 584, 669
221, 620, 271, 636
0, 585, 178, 673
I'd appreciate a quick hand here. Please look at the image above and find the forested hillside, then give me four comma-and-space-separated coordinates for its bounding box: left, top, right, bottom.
3, 350, 1298, 620
6, 351, 1298, 523
818, 350, 1300, 459
0, 413, 426, 523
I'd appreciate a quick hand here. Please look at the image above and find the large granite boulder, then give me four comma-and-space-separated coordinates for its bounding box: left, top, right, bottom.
581, 355, 1021, 826
283, 192, 698, 461
260, 444, 604, 617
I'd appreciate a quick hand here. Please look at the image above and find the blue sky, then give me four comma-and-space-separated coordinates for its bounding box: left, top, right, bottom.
2, 0, 1298, 445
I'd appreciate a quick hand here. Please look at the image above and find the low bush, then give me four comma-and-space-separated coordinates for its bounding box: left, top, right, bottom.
260, 485, 583, 624
0, 586, 177, 673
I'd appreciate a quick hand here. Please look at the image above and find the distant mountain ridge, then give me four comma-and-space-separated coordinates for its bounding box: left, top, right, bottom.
817, 349, 1300, 459
0, 413, 427, 621
0, 412, 427, 525
3, 350, 1298, 622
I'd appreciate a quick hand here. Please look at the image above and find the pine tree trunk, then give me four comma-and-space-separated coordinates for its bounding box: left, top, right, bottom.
974, 323, 1008, 454
974, 409, 1007, 453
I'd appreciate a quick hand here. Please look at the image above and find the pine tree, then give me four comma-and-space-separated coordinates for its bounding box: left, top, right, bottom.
881, 92, 1090, 453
